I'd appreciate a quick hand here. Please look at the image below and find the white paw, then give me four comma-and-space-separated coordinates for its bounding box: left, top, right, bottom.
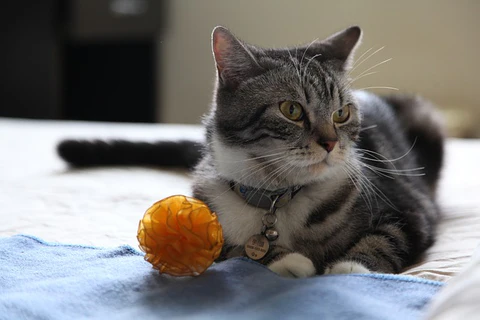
268, 253, 316, 278
324, 260, 371, 275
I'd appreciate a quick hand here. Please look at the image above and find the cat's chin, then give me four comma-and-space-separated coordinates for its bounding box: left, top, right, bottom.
260, 156, 344, 188
305, 160, 329, 174
277, 162, 344, 188
296, 153, 340, 173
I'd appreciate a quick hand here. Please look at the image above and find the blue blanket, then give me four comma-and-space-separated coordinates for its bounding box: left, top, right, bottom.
0, 235, 442, 320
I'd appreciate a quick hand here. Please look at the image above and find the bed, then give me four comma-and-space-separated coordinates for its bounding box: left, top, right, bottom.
1, 117, 479, 319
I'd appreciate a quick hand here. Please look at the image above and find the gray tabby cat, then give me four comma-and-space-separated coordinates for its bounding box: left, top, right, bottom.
58, 26, 444, 277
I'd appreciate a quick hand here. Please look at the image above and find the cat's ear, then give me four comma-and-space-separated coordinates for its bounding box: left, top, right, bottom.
317, 26, 362, 71
211, 26, 263, 88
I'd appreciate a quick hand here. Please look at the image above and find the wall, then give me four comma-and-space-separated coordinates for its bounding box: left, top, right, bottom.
158, 0, 479, 136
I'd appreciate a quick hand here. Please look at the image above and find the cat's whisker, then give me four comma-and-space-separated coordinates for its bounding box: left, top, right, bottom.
348, 46, 385, 76
349, 46, 374, 69
355, 148, 388, 157
353, 58, 392, 80
358, 156, 399, 166
355, 148, 397, 170
351, 164, 378, 211
360, 164, 396, 180
255, 161, 298, 208
357, 154, 397, 162
302, 53, 322, 84
359, 124, 378, 132
357, 137, 418, 165
348, 71, 379, 85
343, 164, 374, 213
300, 39, 318, 67
209, 156, 290, 203
287, 49, 302, 85
218, 160, 283, 194
346, 159, 400, 212
356, 149, 387, 160
215, 149, 294, 164
213, 142, 323, 198
346, 59, 393, 91
364, 165, 425, 173
244, 159, 295, 209
361, 163, 426, 177
358, 86, 399, 91
229, 158, 285, 180
292, 159, 303, 185
349, 168, 381, 211
231, 154, 296, 215
206, 138, 296, 155
255, 158, 295, 192
235, 160, 296, 219
342, 166, 373, 214
266, 160, 297, 191
223, 151, 289, 170
219, 153, 302, 190
358, 160, 427, 187
364, 177, 398, 212
299, 39, 319, 85
231, 156, 288, 184
229, 150, 299, 189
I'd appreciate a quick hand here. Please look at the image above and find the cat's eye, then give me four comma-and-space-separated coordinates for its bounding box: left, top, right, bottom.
279, 101, 304, 121
332, 104, 351, 124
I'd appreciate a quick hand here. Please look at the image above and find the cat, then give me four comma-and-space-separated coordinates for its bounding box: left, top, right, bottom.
58, 26, 444, 277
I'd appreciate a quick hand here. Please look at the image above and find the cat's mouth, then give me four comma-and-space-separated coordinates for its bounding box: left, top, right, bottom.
295, 149, 330, 164
294, 150, 340, 174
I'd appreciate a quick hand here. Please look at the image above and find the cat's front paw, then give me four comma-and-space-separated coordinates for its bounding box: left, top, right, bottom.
268, 253, 316, 278
324, 260, 371, 275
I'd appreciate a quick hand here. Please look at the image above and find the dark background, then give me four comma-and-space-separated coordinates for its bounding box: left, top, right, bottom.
0, 0, 167, 123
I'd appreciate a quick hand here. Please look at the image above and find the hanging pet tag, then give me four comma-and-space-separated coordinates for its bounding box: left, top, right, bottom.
244, 234, 269, 260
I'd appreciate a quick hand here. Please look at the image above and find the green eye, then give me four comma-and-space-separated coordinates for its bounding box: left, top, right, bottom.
333, 104, 351, 123
279, 101, 304, 121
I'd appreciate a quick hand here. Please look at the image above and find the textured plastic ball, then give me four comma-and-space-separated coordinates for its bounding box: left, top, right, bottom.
137, 195, 224, 276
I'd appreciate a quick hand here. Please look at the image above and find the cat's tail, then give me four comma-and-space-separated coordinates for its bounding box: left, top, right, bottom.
57, 139, 203, 169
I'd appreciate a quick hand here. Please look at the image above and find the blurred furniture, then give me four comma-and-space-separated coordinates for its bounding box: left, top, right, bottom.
0, 0, 166, 123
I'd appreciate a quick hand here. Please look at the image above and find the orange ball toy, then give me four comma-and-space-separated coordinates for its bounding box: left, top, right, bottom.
137, 195, 224, 276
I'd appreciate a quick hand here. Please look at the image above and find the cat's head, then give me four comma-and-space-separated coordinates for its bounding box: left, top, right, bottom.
208, 26, 363, 189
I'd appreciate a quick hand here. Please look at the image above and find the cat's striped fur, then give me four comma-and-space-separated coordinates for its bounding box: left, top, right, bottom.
58, 26, 444, 277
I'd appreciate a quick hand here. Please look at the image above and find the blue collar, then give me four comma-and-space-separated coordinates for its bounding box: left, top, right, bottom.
229, 182, 302, 210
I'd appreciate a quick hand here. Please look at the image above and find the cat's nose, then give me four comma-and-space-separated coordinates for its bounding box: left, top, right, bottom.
319, 140, 337, 153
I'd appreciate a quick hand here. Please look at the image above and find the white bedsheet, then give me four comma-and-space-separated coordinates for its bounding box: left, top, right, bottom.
1, 117, 479, 282
425, 245, 480, 319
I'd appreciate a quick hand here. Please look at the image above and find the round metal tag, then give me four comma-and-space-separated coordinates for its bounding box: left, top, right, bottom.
244, 234, 269, 260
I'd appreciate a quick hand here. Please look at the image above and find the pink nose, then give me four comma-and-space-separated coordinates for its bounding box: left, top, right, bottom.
319, 140, 337, 153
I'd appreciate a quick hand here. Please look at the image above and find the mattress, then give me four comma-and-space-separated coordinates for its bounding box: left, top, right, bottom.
1, 117, 479, 282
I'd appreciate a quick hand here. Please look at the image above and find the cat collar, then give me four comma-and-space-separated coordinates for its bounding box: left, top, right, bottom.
229, 182, 302, 210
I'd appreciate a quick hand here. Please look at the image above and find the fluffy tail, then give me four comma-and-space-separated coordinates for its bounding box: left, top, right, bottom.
57, 139, 203, 169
